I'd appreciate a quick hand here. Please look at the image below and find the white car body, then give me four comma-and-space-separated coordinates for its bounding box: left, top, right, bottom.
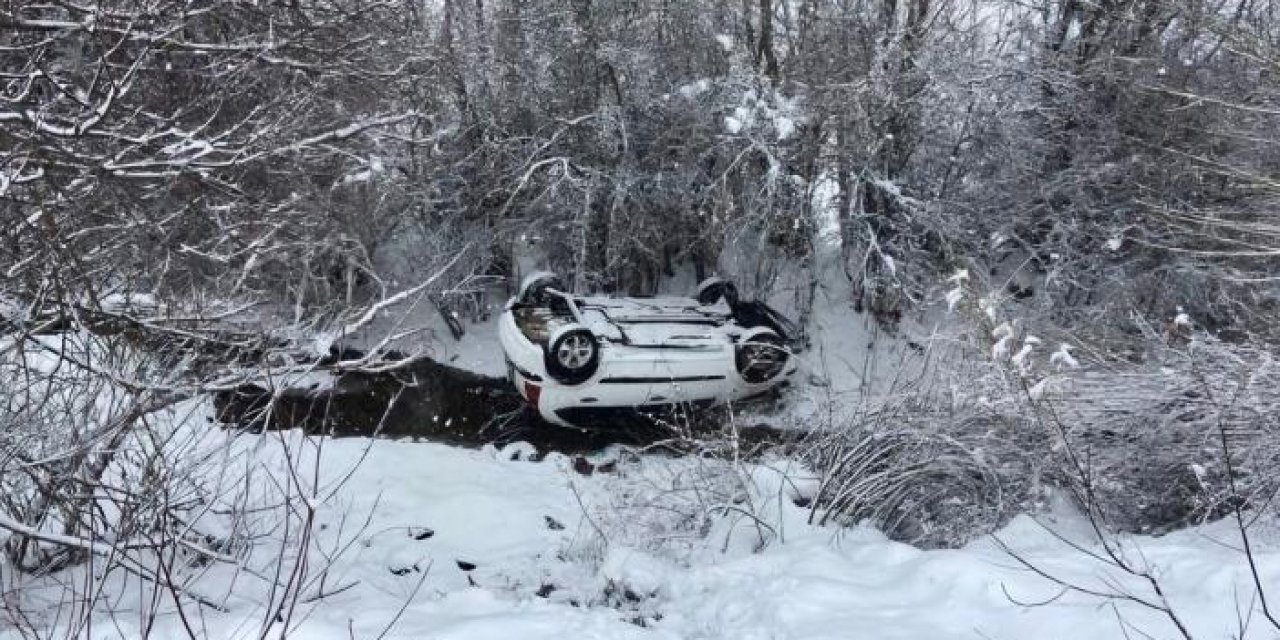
499, 275, 798, 428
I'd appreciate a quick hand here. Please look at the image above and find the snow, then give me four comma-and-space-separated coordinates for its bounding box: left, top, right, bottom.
9, 416, 1280, 640
677, 79, 711, 99
601, 547, 677, 596
430, 310, 506, 376
725, 167, 940, 423
1175, 309, 1193, 329
724, 107, 750, 134
881, 253, 897, 276
1050, 343, 1079, 369
775, 115, 796, 140
161, 136, 214, 159
945, 285, 965, 311
811, 174, 842, 249
99, 291, 159, 313
717, 84, 804, 142
1011, 338, 1036, 373
992, 322, 1015, 360
337, 156, 387, 186
336, 282, 508, 378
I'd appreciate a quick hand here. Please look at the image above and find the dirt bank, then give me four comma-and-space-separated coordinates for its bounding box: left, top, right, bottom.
212, 355, 798, 454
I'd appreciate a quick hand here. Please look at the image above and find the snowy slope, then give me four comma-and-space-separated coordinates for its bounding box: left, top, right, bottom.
8, 408, 1280, 640
339, 283, 509, 378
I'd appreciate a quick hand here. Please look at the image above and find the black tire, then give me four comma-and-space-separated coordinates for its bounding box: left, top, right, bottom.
735, 330, 788, 384
694, 277, 740, 307
544, 325, 600, 385
731, 300, 802, 347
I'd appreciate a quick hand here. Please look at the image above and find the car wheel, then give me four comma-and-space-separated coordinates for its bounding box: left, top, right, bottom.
730, 299, 801, 346
694, 277, 740, 307
736, 328, 788, 384
545, 324, 600, 385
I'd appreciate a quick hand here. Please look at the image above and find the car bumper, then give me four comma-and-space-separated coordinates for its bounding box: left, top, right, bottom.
512, 367, 796, 428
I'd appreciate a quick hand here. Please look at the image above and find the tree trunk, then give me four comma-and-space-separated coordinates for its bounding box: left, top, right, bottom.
758, 0, 780, 81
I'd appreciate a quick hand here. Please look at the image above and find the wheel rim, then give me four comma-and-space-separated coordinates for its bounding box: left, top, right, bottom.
556, 334, 594, 370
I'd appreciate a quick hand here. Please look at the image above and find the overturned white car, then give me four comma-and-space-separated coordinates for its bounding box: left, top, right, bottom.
499, 272, 800, 428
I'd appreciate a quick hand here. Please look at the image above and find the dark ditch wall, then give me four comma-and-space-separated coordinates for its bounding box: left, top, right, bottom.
210, 355, 724, 453
213, 357, 523, 445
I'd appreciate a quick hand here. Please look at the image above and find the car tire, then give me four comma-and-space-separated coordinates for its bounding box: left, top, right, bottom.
735, 328, 788, 384
730, 299, 801, 347
694, 277, 740, 307
544, 324, 600, 385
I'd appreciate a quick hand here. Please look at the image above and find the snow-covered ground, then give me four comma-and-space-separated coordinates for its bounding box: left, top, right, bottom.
8, 407, 1280, 640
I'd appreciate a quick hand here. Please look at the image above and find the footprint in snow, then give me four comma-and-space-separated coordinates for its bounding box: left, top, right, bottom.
388, 563, 423, 576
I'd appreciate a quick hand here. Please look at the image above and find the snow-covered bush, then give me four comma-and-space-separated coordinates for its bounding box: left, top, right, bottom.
1027, 340, 1280, 534
794, 349, 1049, 549
801, 257, 1280, 547
0, 330, 379, 637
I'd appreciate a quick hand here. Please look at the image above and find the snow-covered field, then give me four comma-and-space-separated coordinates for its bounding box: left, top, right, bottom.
7, 407, 1280, 640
